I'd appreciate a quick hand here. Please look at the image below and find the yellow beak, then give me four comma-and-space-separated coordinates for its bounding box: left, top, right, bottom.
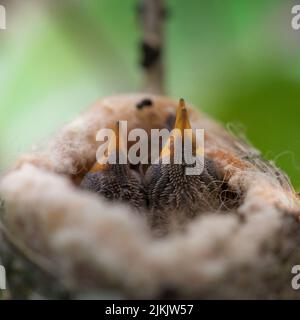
174, 98, 192, 133
160, 98, 195, 160
90, 121, 125, 172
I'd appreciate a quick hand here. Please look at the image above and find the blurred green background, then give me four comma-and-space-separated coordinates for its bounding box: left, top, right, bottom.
1, 0, 300, 188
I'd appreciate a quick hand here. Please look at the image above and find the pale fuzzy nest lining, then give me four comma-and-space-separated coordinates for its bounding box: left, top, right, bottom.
1, 94, 300, 298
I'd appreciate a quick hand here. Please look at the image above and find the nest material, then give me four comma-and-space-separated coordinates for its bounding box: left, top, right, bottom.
0, 93, 300, 299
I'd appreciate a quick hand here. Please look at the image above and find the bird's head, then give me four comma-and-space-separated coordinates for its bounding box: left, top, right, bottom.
80, 121, 146, 210
145, 99, 221, 233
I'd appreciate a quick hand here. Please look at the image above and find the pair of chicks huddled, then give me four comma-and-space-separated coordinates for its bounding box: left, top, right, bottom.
81, 99, 222, 235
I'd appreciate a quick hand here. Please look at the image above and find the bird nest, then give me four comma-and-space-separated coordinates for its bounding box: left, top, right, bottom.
0, 94, 300, 299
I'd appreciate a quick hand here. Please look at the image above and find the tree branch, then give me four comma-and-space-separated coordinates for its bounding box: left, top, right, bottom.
138, 0, 167, 94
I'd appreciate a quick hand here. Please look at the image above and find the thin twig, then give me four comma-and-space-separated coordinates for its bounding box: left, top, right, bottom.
138, 0, 167, 94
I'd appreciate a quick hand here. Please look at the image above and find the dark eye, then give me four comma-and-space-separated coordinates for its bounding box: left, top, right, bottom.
102, 189, 114, 200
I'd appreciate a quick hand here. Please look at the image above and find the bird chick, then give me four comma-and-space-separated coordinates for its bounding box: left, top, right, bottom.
145, 99, 222, 235
80, 122, 146, 211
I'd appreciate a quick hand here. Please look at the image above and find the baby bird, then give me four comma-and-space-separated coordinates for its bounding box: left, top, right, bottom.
145, 99, 222, 235
80, 122, 146, 211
